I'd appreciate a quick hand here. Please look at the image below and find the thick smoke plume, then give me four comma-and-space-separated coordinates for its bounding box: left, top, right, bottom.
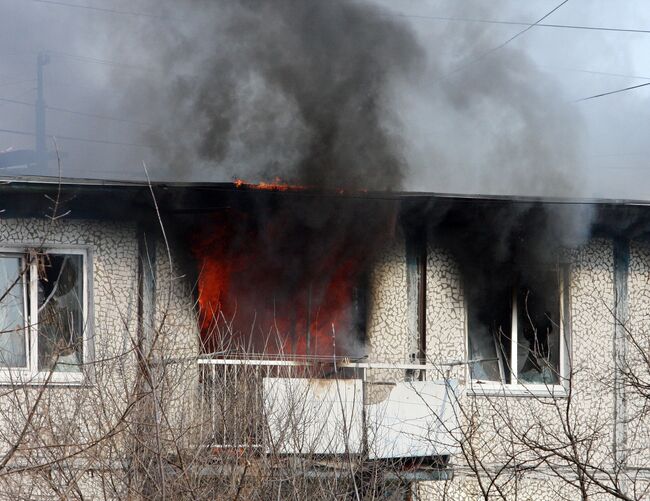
0, 0, 612, 197
114, 0, 589, 199
0, 0, 601, 358
128, 0, 429, 355
132, 0, 424, 190
127, 0, 592, 357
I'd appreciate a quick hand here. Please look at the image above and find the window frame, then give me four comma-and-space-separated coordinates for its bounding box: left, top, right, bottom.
466, 264, 570, 398
0, 246, 90, 385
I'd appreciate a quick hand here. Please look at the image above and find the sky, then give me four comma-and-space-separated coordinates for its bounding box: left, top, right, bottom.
1, 0, 650, 199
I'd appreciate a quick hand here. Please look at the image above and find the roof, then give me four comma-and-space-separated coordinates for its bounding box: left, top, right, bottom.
1, 174, 649, 243
2, 174, 650, 207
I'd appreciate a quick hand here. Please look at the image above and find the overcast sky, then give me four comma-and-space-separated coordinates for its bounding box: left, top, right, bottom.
1, 0, 650, 199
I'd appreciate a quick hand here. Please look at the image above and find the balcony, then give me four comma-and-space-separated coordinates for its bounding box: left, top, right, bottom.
198, 356, 460, 472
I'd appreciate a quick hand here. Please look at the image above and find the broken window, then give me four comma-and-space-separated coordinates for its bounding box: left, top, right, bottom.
468, 266, 566, 386
38, 254, 84, 372
0, 249, 87, 380
0, 256, 27, 368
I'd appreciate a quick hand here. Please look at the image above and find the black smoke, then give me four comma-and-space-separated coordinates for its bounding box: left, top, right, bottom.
132, 0, 425, 190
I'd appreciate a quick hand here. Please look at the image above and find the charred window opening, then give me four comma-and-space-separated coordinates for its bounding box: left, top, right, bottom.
467, 280, 510, 383
468, 266, 565, 386
0, 249, 87, 379
424, 201, 571, 388
192, 194, 395, 361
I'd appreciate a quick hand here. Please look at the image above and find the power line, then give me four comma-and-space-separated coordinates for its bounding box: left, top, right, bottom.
30, 0, 169, 20
0, 96, 151, 126
28, 0, 650, 36
0, 127, 152, 148
1, 49, 155, 72
0, 79, 35, 89
46, 50, 155, 72
27, 0, 650, 36
0, 97, 43, 107
48, 104, 151, 126
0, 88, 36, 112
538, 65, 650, 81
491, 0, 569, 49
0, 128, 34, 138
448, 0, 569, 76
392, 12, 650, 35
576, 82, 650, 102
53, 133, 152, 148
0, 51, 37, 58
47, 49, 153, 71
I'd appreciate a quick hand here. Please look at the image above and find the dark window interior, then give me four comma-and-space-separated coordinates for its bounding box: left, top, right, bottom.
468, 283, 511, 383
516, 269, 561, 384
468, 267, 562, 385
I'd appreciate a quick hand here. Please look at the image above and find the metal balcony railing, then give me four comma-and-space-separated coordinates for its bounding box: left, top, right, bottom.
198, 356, 459, 459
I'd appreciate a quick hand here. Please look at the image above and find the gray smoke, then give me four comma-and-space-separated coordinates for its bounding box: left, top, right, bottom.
124, 0, 425, 190
119, 0, 587, 196
388, 1, 586, 197
0, 0, 608, 200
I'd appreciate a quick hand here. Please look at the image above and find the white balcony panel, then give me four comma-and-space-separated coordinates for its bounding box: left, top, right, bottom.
263, 378, 364, 454
366, 380, 460, 459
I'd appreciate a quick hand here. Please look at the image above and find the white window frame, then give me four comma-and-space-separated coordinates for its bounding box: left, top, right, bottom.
467, 265, 570, 398
0, 247, 89, 385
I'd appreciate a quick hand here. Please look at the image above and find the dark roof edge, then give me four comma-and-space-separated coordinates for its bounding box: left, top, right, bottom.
1, 175, 649, 207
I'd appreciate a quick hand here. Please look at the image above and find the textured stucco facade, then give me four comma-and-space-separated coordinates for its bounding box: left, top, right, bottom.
360, 230, 641, 500
0, 199, 646, 500
415, 239, 637, 500
366, 236, 410, 381
0, 217, 200, 499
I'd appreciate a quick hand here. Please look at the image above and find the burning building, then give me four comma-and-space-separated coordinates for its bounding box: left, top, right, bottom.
0, 176, 645, 500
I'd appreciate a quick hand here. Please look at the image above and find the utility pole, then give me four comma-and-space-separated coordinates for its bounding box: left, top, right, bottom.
35, 51, 50, 172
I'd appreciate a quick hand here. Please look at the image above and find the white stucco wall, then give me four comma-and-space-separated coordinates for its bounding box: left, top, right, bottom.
0, 214, 643, 500
0, 218, 200, 499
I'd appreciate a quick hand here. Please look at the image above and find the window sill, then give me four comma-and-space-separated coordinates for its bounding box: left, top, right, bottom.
467, 381, 567, 398
0, 370, 87, 386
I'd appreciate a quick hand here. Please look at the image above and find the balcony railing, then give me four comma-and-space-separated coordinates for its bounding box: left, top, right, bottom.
198, 356, 460, 460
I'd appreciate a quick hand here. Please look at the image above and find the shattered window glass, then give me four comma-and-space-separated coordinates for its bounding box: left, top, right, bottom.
38, 254, 84, 372
468, 266, 563, 386
467, 287, 510, 383
0, 257, 27, 368
516, 269, 561, 385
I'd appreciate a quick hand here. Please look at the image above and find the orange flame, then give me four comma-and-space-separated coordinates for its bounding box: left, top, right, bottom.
234, 177, 306, 192
194, 211, 366, 358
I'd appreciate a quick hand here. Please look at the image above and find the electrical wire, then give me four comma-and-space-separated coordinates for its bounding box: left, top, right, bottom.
25, 0, 650, 36
0, 96, 151, 126
0, 97, 36, 107
48, 104, 151, 126
391, 12, 650, 36
50, 133, 152, 148
0, 49, 154, 73
0, 127, 151, 148
30, 0, 168, 20
447, 1, 569, 76
45, 50, 156, 72
0, 79, 35, 89
0, 127, 34, 138
537, 65, 650, 81
27, 0, 650, 36
576, 82, 650, 102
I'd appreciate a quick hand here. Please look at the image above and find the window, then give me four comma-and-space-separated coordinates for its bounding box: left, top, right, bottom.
0, 248, 88, 383
467, 265, 568, 390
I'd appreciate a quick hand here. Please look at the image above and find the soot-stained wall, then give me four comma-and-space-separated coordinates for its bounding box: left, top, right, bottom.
417, 238, 623, 500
